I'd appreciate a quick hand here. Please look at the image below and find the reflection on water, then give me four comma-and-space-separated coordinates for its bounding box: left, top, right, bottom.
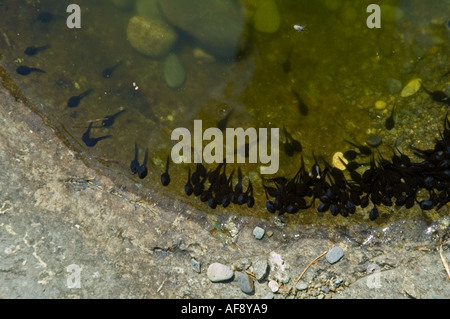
0, 0, 449, 225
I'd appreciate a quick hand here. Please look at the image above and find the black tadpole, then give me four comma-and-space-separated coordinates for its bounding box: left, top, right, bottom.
81, 122, 111, 147
16, 65, 46, 75
102, 109, 126, 128
24, 44, 51, 56
102, 60, 123, 78
67, 89, 93, 108
137, 148, 148, 179
130, 142, 140, 174
385, 104, 396, 130
161, 156, 171, 186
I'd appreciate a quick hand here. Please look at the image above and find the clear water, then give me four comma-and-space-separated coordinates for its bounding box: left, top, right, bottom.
0, 0, 449, 225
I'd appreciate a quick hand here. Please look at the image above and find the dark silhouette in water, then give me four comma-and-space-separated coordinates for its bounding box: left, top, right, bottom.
81, 122, 111, 147
16, 65, 46, 75
24, 44, 51, 56
67, 89, 93, 108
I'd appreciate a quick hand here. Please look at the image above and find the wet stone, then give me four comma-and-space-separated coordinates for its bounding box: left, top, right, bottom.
252, 258, 269, 281
295, 280, 308, 291
253, 226, 265, 240
326, 247, 344, 264
163, 53, 186, 89
253, 0, 280, 34
207, 263, 234, 282
159, 0, 248, 58
366, 134, 382, 147
126, 16, 177, 58
236, 272, 255, 295
190, 258, 201, 273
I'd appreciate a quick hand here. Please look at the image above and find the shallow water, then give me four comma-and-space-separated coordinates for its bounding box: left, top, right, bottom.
0, 0, 449, 226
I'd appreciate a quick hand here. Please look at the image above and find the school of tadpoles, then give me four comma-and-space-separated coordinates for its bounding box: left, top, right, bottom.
172, 115, 450, 221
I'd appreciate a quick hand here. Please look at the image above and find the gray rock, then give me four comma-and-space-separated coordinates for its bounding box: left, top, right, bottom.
326, 247, 344, 264
262, 292, 275, 299
126, 16, 177, 58
295, 280, 308, 291
190, 258, 201, 273
207, 263, 234, 282
163, 53, 186, 89
252, 258, 268, 281
253, 226, 265, 240
321, 285, 329, 294
159, 0, 248, 58
366, 134, 382, 147
236, 272, 255, 294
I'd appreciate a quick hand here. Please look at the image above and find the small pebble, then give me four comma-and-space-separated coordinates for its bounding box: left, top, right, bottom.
207, 263, 234, 282
365, 134, 382, 147
190, 258, 201, 273
268, 280, 279, 293
252, 258, 269, 281
321, 285, 330, 294
374, 100, 387, 110
253, 226, 265, 240
332, 151, 348, 170
326, 247, 344, 264
295, 280, 308, 291
236, 272, 255, 295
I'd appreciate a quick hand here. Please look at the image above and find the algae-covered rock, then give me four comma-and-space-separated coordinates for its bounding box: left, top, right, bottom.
253, 0, 280, 34
164, 53, 186, 89
126, 16, 177, 58
136, 0, 162, 19
159, 0, 248, 59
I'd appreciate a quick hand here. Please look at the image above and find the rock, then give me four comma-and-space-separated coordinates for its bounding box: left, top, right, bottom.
401, 78, 421, 97
386, 78, 402, 94
326, 247, 344, 264
295, 280, 308, 291
268, 280, 279, 293
332, 152, 348, 171
236, 272, 255, 294
268, 251, 290, 283
252, 226, 265, 239
252, 258, 268, 281
163, 53, 186, 89
207, 263, 234, 282
366, 134, 382, 147
253, 0, 280, 34
136, 0, 162, 19
126, 16, 177, 58
321, 285, 330, 294
262, 292, 274, 299
190, 258, 201, 273
374, 100, 387, 110
159, 0, 248, 59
